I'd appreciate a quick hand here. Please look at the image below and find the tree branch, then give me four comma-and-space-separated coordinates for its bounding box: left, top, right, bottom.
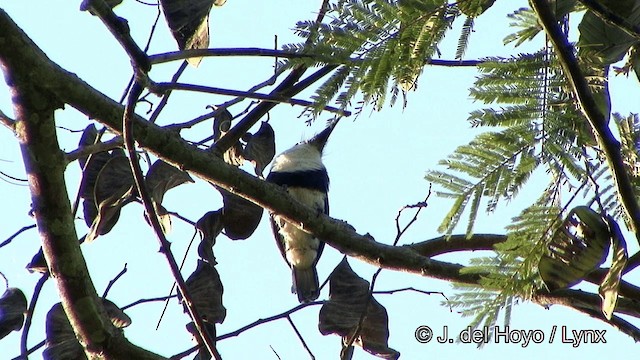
152, 81, 350, 117
578, 0, 640, 41
0, 107, 16, 131
533, 289, 640, 341
64, 137, 124, 163
408, 234, 505, 256
0, 9, 164, 359
80, 0, 151, 72
149, 48, 313, 64
530, 0, 640, 243
124, 81, 220, 359
3, 6, 640, 344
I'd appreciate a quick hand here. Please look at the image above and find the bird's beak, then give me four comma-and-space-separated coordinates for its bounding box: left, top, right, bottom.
308, 121, 337, 152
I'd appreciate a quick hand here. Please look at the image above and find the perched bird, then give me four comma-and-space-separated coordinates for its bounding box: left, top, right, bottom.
266, 123, 335, 303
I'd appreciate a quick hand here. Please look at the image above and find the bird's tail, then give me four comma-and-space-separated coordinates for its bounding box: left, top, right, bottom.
292, 267, 320, 303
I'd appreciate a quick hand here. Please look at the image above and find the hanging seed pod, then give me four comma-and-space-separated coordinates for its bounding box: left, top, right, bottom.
539, 206, 611, 291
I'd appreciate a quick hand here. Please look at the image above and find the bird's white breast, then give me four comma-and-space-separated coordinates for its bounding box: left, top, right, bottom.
275, 187, 326, 268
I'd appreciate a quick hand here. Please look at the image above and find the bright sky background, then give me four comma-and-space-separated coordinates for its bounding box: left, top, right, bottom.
1, 1, 639, 359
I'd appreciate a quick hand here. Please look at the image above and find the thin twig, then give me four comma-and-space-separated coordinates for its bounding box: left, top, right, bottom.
151, 82, 351, 117
0, 170, 28, 184
149, 48, 313, 64
171, 302, 326, 359
373, 287, 452, 311
212, 64, 337, 153
270, 345, 282, 360
0, 108, 16, 131
0, 224, 37, 249
217, 301, 324, 341
102, 263, 128, 298
123, 81, 220, 359
65, 137, 123, 163
286, 315, 316, 359
12, 340, 45, 360
122, 294, 178, 310
394, 186, 432, 246
0, 272, 7, 289
148, 61, 189, 123
341, 268, 381, 359
142, 1, 162, 53
80, 0, 150, 71
155, 229, 197, 330
20, 274, 48, 358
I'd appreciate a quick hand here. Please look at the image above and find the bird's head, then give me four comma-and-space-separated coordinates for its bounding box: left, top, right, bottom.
270, 121, 337, 172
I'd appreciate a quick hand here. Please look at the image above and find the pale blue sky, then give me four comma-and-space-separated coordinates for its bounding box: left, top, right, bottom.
0, 1, 639, 359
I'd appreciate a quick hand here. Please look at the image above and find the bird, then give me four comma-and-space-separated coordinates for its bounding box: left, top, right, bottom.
266, 123, 335, 303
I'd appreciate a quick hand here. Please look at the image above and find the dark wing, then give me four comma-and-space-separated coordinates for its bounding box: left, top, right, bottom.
269, 215, 290, 266
312, 194, 329, 266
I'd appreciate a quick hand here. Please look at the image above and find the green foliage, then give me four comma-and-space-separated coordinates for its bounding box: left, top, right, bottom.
282, 0, 640, 333
427, 50, 596, 235
426, 126, 539, 235
449, 205, 562, 331
284, 0, 461, 115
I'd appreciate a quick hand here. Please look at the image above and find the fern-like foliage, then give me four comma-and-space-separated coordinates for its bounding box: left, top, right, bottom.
283, 0, 463, 115
449, 205, 563, 332
426, 49, 603, 235
426, 126, 539, 236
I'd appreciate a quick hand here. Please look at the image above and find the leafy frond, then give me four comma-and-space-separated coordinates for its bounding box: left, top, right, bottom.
449, 204, 562, 331
456, 17, 475, 60
284, 0, 463, 114
426, 126, 539, 235
503, 1, 579, 46
503, 8, 541, 47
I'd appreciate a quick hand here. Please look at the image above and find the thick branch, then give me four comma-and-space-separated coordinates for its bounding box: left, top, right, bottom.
408, 234, 505, 257
533, 289, 640, 341
3, 7, 640, 338
530, 0, 640, 242
0, 9, 163, 360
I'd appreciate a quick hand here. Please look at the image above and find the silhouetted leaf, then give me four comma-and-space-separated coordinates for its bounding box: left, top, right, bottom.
186, 321, 216, 360
78, 124, 99, 170
458, 0, 496, 17
319, 259, 399, 359
44, 303, 84, 360
78, 151, 111, 200
183, 260, 226, 324
102, 299, 132, 328
539, 206, 611, 290
160, 0, 220, 66
82, 198, 99, 229
144, 203, 173, 235
212, 108, 233, 142
210, 108, 246, 165
599, 217, 628, 320
145, 159, 194, 204
26, 248, 49, 274
217, 187, 263, 240
196, 210, 224, 264
0, 288, 27, 340
86, 155, 135, 242
243, 122, 276, 177
44, 300, 131, 360
578, 6, 640, 64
